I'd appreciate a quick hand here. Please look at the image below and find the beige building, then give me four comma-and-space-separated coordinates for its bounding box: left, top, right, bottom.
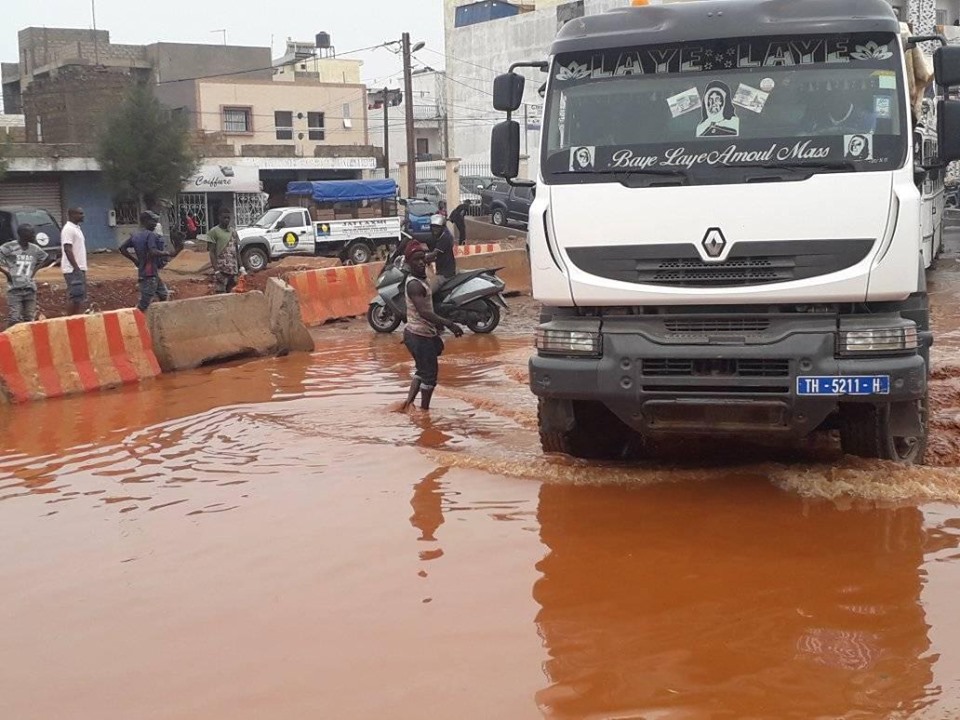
192, 77, 369, 155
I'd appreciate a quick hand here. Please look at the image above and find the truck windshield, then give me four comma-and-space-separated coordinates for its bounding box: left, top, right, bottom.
253, 209, 284, 228
543, 33, 907, 184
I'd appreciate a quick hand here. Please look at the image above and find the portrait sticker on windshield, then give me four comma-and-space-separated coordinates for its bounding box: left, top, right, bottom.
697, 82, 740, 138
874, 95, 892, 119
667, 87, 702, 118
733, 83, 770, 114
844, 133, 873, 161
570, 146, 596, 171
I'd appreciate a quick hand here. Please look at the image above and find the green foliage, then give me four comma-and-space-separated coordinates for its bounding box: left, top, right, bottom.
96, 83, 198, 207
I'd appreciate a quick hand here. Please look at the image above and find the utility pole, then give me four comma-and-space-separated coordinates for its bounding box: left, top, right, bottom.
382, 87, 390, 179
91, 0, 100, 66
402, 32, 417, 196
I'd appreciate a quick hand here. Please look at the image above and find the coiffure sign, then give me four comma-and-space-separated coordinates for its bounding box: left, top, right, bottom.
183, 165, 261, 193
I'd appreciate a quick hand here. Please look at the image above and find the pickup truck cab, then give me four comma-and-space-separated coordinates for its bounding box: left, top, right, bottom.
481, 182, 535, 227
235, 179, 403, 271
0, 206, 62, 266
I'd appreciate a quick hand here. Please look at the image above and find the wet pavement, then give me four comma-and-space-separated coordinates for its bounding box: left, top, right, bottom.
4, 241, 960, 718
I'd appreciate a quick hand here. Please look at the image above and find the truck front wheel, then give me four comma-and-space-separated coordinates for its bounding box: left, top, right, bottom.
538, 398, 637, 460
838, 393, 928, 464
241, 246, 269, 273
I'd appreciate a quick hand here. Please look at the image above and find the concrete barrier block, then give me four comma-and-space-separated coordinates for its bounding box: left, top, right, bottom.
455, 243, 501, 257
265, 278, 315, 354
0, 309, 161, 404
465, 216, 527, 242
286, 263, 379, 327
146, 292, 279, 372
165, 248, 212, 276
455, 249, 531, 296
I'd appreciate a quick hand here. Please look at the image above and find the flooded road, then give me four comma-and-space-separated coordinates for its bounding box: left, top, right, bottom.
3, 310, 960, 717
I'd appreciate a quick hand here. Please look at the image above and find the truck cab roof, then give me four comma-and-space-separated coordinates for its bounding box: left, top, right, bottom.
551, 0, 900, 54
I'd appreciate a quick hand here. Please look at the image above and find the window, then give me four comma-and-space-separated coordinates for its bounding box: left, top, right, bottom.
308, 112, 325, 141
416, 138, 430, 156
342, 103, 352, 119
275, 111, 293, 140
114, 200, 139, 225
936, 8, 948, 25
223, 107, 252, 133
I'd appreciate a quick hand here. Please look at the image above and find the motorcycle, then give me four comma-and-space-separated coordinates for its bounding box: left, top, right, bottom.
366, 244, 508, 334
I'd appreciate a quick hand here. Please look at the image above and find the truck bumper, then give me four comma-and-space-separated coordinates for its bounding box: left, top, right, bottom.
529, 319, 927, 436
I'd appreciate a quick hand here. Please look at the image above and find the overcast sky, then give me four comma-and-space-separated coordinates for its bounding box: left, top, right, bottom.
1, 0, 446, 88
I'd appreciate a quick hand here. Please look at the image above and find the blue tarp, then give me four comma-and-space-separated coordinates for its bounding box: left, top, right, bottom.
287, 178, 397, 203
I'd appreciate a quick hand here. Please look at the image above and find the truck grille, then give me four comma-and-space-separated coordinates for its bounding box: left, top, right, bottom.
642, 358, 790, 377
663, 318, 771, 334
566, 239, 874, 288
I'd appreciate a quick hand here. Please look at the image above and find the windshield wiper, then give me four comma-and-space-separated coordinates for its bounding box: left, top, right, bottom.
725, 161, 856, 172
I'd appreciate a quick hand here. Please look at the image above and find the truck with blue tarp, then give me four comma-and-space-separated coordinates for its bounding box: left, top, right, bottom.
235, 178, 402, 271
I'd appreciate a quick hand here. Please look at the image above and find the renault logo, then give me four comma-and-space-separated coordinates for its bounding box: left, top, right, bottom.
701, 227, 727, 260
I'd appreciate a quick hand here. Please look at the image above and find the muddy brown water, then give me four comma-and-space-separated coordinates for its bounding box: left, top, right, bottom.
3, 321, 960, 718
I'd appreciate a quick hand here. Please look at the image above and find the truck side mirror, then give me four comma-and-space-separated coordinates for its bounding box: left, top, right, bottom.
493, 73, 525, 112
491, 120, 521, 179
934, 46, 960, 87
938, 100, 960, 161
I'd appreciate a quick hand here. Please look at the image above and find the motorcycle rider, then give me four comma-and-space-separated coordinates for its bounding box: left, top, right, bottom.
424, 214, 457, 285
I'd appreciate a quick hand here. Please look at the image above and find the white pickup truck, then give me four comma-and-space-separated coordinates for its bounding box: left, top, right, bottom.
235, 207, 401, 271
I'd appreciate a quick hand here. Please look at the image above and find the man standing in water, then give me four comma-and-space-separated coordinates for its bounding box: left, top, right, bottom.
401, 242, 463, 411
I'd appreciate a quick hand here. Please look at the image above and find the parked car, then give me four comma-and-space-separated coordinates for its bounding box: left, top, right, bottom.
399, 198, 439, 242
415, 180, 482, 209
480, 182, 535, 227
0, 206, 62, 266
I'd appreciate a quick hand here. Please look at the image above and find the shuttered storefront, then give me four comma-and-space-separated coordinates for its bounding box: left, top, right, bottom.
0, 180, 63, 223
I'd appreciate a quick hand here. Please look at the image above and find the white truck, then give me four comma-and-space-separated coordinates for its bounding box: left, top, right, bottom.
235, 179, 402, 271
490, 0, 960, 463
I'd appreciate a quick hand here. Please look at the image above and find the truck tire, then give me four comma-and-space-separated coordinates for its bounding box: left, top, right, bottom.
466, 300, 501, 333
538, 398, 635, 460
491, 207, 508, 226
241, 246, 269, 273
347, 241, 373, 265
838, 392, 928, 464
367, 303, 402, 333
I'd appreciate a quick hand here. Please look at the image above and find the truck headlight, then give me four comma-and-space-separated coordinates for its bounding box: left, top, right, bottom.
839, 325, 918, 354
536, 328, 602, 357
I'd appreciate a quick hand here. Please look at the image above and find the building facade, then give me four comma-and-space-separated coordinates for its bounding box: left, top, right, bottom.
0, 27, 379, 246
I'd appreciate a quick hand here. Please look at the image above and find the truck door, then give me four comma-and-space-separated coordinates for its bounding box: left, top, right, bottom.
510, 185, 534, 223
270, 209, 314, 256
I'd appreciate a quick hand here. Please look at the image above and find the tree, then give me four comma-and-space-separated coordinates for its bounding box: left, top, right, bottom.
96, 82, 198, 209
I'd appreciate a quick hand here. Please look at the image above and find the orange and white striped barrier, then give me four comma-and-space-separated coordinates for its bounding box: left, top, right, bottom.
455, 243, 501, 257
286, 264, 379, 327
0, 309, 161, 404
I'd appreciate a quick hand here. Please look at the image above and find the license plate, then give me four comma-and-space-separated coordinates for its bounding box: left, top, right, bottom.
796, 375, 890, 396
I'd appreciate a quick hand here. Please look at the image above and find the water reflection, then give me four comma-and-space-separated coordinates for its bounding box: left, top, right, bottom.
533, 482, 936, 719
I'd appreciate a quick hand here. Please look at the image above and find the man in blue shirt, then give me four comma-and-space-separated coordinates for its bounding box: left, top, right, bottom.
120, 211, 171, 312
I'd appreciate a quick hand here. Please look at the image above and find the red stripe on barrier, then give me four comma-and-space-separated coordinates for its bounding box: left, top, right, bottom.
103, 312, 138, 384
29, 322, 64, 398
66, 316, 100, 392
305, 270, 327, 324
133, 310, 162, 375
0, 334, 30, 403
